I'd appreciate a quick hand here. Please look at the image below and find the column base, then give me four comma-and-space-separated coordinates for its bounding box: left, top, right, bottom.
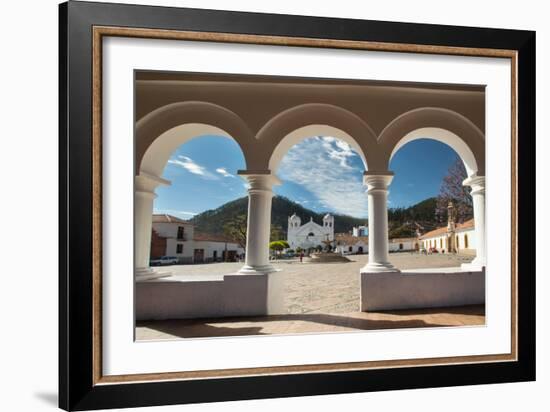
360, 262, 400, 273
238, 264, 279, 275
135, 267, 172, 282
461, 260, 486, 272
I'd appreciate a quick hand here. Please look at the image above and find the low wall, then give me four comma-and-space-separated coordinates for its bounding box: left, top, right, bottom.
136, 272, 284, 320
361, 268, 485, 311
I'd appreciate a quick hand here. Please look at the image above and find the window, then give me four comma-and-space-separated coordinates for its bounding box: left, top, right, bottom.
176, 244, 183, 254
456, 235, 460, 249
399, 243, 403, 250
464, 234, 469, 248
177, 226, 185, 239
348, 246, 353, 252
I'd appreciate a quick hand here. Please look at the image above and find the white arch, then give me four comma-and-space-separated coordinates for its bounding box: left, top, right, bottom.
389, 127, 478, 176
139, 123, 236, 178
268, 125, 368, 171
378, 107, 485, 176
135, 101, 254, 176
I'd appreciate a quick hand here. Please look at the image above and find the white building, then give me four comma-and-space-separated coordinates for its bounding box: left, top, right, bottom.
352, 225, 368, 237
335, 234, 418, 255
419, 219, 476, 255
287, 213, 334, 250
335, 233, 368, 255
151, 214, 244, 263
388, 237, 420, 252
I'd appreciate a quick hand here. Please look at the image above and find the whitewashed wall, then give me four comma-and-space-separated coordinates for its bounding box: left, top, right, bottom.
336, 241, 368, 255
389, 239, 418, 252
421, 228, 476, 254
192, 240, 244, 262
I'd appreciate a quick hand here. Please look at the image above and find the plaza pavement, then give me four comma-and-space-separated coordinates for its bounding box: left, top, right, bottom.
136, 253, 484, 340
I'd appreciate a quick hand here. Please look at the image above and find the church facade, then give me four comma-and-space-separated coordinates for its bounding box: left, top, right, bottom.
287, 213, 334, 250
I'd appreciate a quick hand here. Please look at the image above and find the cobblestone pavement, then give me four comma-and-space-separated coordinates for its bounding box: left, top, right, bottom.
154, 253, 475, 314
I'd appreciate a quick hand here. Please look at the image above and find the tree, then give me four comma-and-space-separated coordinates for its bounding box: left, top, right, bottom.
222, 214, 247, 248
435, 157, 473, 223
269, 240, 289, 258
223, 215, 289, 250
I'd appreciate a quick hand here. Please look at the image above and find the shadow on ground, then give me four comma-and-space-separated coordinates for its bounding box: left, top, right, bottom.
377, 305, 485, 317
137, 322, 266, 338
136, 305, 485, 339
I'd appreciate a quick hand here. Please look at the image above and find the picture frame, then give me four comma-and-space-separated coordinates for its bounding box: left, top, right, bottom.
59, 1, 536, 410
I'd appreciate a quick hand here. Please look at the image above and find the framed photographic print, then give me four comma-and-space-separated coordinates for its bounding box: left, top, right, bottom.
59, 1, 535, 410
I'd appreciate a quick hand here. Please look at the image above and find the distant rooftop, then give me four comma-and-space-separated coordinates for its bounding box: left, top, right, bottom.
419, 219, 474, 239
152, 214, 191, 224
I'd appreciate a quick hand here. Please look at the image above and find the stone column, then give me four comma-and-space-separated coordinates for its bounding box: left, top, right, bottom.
135, 173, 170, 281
361, 172, 398, 273
236, 171, 284, 315
462, 175, 486, 270
238, 172, 281, 275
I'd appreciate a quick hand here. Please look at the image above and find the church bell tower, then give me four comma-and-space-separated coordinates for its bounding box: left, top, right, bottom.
287, 213, 301, 248
323, 213, 335, 241
447, 201, 457, 253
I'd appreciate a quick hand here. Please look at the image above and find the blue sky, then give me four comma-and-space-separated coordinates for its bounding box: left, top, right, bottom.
153, 135, 460, 219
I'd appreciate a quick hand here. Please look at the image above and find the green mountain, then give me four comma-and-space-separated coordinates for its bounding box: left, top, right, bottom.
191, 195, 440, 239
387, 197, 439, 238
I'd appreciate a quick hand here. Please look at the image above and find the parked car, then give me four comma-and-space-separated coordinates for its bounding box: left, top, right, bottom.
150, 256, 179, 266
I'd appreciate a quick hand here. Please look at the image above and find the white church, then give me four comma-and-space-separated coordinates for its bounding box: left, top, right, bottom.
287, 213, 334, 250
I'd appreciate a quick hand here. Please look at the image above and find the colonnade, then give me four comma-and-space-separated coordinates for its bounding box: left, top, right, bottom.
134, 170, 486, 281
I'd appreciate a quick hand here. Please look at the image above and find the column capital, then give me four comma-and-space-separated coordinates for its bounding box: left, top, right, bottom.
363, 171, 394, 190
463, 175, 485, 195
135, 172, 171, 194
238, 170, 281, 191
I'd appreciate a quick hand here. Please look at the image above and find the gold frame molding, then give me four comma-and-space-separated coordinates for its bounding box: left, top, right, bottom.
91, 26, 518, 386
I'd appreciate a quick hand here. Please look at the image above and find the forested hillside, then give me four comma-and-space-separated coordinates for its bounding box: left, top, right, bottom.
191, 195, 441, 239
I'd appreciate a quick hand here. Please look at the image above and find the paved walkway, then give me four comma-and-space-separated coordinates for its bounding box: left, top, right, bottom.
137, 305, 484, 339
136, 253, 481, 340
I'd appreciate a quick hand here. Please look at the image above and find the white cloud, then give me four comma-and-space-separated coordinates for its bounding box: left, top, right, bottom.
321, 137, 357, 169
278, 137, 368, 218
167, 155, 218, 180
215, 167, 234, 178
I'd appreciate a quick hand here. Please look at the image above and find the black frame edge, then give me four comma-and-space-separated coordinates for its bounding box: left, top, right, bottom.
59, 1, 536, 410
59, 2, 69, 410
516, 30, 536, 381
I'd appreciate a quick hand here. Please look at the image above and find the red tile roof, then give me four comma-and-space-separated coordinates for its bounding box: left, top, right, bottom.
335, 233, 368, 246
389, 237, 419, 243
152, 214, 190, 224
419, 219, 475, 239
